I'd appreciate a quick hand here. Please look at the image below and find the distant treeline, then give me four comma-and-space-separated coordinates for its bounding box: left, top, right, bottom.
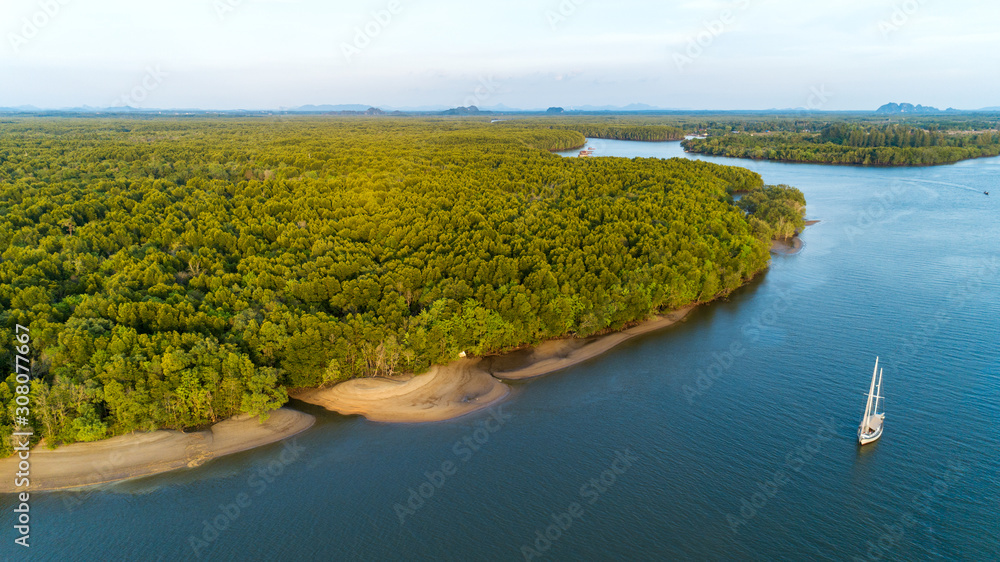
570, 125, 685, 141
0, 117, 802, 454
682, 124, 1000, 165
492, 113, 1000, 147
493, 118, 684, 142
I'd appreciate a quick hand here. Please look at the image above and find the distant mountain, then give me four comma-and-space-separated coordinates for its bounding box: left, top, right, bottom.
441, 105, 483, 115
0, 105, 272, 114
979, 106, 1000, 111
875, 102, 942, 114
0, 105, 141, 113
0, 105, 41, 112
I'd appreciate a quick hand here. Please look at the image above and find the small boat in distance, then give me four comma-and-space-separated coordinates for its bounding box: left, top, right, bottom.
858, 357, 885, 445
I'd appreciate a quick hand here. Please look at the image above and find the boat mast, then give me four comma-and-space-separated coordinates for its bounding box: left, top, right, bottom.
862, 357, 879, 432
874, 367, 883, 415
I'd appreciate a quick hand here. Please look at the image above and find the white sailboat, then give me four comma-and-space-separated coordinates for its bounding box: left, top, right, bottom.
858, 357, 885, 445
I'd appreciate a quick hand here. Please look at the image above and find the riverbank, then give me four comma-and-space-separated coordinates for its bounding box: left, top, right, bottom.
682, 145, 1000, 167
4, 226, 809, 490
770, 219, 819, 255
771, 237, 803, 255
0, 408, 314, 493
488, 305, 696, 380
291, 358, 509, 423
292, 305, 697, 421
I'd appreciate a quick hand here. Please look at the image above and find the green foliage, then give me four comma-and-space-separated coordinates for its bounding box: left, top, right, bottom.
736, 185, 807, 239
495, 117, 684, 142
71, 403, 108, 442
683, 125, 1000, 166
0, 116, 794, 450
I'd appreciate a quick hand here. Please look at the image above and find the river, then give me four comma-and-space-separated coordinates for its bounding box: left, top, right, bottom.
8, 139, 999, 561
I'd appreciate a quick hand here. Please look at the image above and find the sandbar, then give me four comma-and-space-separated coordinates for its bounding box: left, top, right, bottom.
0, 408, 314, 493
488, 305, 696, 380
291, 358, 509, 423
770, 236, 803, 255
293, 305, 696, 422
770, 219, 819, 255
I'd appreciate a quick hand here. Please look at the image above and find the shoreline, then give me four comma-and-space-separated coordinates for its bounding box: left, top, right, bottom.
5, 226, 807, 490
291, 358, 510, 423
584, 136, 685, 143
487, 305, 696, 380
771, 236, 803, 255
681, 148, 1000, 167
292, 305, 697, 421
0, 408, 314, 493
552, 136, 683, 155
770, 220, 819, 255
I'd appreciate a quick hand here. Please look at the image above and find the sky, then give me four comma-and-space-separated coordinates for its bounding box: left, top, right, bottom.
1, 0, 998, 111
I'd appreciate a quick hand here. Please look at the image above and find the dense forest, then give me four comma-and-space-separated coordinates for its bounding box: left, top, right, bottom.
494, 118, 685, 142
682, 123, 1000, 165
735, 185, 806, 240
570, 124, 684, 141
0, 117, 804, 455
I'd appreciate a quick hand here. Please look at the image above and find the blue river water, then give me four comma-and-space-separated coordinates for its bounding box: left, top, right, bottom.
6, 140, 999, 561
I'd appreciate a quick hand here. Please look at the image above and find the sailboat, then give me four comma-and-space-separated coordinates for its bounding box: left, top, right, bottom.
858, 357, 885, 445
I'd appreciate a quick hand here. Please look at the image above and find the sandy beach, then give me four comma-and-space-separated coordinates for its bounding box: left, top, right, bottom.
2, 233, 801, 489
770, 220, 819, 255
292, 305, 696, 421
293, 218, 819, 423
488, 305, 697, 380
0, 408, 314, 492
291, 358, 509, 423
771, 236, 803, 254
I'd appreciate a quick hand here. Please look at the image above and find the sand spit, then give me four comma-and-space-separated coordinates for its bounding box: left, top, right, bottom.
771, 219, 819, 255
293, 305, 697, 423
0, 408, 315, 493
291, 358, 510, 423
490, 305, 697, 380
770, 236, 803, 255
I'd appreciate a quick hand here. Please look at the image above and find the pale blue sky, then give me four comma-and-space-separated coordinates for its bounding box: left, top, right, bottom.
2, 0, 998, 110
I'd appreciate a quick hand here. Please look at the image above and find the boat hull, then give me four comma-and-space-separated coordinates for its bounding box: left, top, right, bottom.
858, 424, 883, 445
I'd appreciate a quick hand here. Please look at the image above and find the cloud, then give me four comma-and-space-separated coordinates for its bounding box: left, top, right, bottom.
1, 0, 998, 109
